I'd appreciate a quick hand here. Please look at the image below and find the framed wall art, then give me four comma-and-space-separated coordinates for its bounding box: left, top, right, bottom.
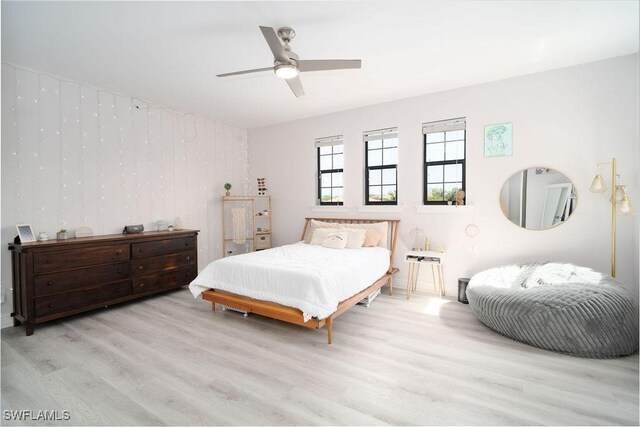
484, 123, 513, 157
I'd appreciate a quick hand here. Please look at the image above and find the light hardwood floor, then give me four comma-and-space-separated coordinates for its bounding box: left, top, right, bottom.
2, 288, 638, 426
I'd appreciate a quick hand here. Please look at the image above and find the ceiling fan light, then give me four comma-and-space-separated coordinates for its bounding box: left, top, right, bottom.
275, 64, 299, 79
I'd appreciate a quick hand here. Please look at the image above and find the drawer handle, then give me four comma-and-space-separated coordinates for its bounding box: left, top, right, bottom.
48, 303, 53, 308
186, 256, 191, 261
115, 249, 123, 255
185, 242, 190, 247
47, 281, 53, 286
138, 266, 144, 270
139, 283, 145, 288
138, 249, 143, 253
117, 269, 122, 274
185, 272, 191, 277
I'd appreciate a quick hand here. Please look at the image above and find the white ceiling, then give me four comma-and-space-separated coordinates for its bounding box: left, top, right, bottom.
2, 1, 638, 129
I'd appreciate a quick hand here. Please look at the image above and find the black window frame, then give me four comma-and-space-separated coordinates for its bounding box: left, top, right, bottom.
423, 119, 466, 205
317, 141, 344, 206
364, 129, 398, 205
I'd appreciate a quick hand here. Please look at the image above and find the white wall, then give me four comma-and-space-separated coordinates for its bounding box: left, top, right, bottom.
248, 54, 639, 296
1, 64, 248, 327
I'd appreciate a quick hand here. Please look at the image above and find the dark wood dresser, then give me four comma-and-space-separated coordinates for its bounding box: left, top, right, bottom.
8, 230, 199, 336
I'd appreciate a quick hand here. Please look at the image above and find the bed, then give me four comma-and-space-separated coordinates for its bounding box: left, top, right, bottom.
189, 217, 400, 344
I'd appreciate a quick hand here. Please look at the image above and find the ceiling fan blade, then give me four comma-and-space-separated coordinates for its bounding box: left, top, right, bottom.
298, 59, 362, 72
216, 67, 273, 78
259, 26, 289, 63
285, 76, 305, 97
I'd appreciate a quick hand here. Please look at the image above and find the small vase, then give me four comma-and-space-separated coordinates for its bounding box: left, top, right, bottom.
225, 191, 231, 196
57, 231, 69, 240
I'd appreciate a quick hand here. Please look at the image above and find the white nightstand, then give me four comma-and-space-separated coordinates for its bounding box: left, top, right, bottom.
404, 250, 446, 299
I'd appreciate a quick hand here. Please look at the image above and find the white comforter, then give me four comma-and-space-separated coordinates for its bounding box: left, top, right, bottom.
189, 242, 391, 321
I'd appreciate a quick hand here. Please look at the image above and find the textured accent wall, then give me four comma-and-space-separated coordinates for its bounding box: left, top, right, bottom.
1, 64, 248, 322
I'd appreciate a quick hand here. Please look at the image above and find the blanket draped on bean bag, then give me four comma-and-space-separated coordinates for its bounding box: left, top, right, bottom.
467, 263, 639, 358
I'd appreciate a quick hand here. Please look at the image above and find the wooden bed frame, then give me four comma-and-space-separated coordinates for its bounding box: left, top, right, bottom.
201, 217, 400, 344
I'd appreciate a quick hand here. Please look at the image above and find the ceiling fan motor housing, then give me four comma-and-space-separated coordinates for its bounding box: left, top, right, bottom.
277, 27, 296, 43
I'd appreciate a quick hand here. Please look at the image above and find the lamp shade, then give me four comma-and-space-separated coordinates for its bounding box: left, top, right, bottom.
589, 174, 606, 193
619, 195, 631, 213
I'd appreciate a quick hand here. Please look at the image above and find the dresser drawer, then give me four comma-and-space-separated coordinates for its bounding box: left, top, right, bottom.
35, 280, 131, 318
131, 250, 195, 277
34, 262, 130, 297
132, 267, 196, 294
33, 244, 130, 274
131, 237, 195, 259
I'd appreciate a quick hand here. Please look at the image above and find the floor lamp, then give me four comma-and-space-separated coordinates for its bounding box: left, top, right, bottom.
589, 158, 633, 278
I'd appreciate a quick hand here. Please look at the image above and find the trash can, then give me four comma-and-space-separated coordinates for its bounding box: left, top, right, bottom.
458, 277, 471, 304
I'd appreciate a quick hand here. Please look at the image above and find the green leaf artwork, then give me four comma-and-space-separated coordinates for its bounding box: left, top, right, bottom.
484, 123, 513, 157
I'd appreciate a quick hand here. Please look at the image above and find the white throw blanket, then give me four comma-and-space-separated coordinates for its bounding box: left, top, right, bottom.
189, 242, 391, 321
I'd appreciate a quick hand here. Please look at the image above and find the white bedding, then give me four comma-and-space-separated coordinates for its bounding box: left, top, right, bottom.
189, 242, 390, 321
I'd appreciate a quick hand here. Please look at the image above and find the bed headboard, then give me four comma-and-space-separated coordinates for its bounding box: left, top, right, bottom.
301, 217, 400, 272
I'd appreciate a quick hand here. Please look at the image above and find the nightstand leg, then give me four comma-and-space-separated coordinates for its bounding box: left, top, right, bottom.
388, 276, 393, 296
431, 265, 438, 297
406, 263, 413, 299
439, 265, 445, 297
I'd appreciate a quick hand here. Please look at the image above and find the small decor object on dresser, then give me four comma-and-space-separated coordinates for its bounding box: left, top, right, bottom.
16, 224, 36, 243
37, 232, 49, 242
56, 229, 69, 240
174, 217, 184, 231
75, 226, 93, 238
123, 224, 144, 234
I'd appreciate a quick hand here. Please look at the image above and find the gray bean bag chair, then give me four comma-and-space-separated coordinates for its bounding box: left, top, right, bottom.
467, 262, 639, 358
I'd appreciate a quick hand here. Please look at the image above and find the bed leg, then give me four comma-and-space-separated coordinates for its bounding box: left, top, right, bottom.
211, 302, 216, 311
327, 317, 333, 345
388, 276, 393, 296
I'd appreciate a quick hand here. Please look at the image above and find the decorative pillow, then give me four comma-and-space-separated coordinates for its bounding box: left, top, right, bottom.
304, 219, 388, 248
363, 229, 383, 247
342, 228, 366, 249
309, 228, 337, 245
321, 231, 348, 249
304, 220, 341, 244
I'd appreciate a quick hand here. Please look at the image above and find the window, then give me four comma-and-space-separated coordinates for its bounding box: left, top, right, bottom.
365, 127, 398, 205
423, 118, 466, 204
316, 135, 344, 205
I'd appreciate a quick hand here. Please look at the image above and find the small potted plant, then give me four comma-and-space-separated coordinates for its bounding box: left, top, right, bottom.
224, 182, 232, 196
57, 228, 69, 240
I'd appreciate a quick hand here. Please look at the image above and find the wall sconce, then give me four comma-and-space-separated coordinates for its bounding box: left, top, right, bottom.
589, 158, 634, 278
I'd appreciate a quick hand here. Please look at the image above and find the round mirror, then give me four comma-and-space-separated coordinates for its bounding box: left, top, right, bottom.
499, 167, 577, 230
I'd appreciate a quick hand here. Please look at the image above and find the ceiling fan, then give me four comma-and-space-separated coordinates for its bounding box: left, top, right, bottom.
216, 26, 362, 97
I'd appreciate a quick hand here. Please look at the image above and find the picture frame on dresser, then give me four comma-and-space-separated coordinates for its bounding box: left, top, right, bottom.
15, 224, 36, 243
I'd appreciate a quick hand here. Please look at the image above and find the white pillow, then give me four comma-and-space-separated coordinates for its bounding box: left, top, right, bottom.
309, 228, 336, 245
341, 228, 366, 249
305, 219, 388, 248
321, 231, 348, 249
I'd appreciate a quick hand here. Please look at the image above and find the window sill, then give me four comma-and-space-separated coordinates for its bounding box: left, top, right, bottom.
309, 205, 350, 213
357, 205, 405, 213
415, 205, 474, 214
